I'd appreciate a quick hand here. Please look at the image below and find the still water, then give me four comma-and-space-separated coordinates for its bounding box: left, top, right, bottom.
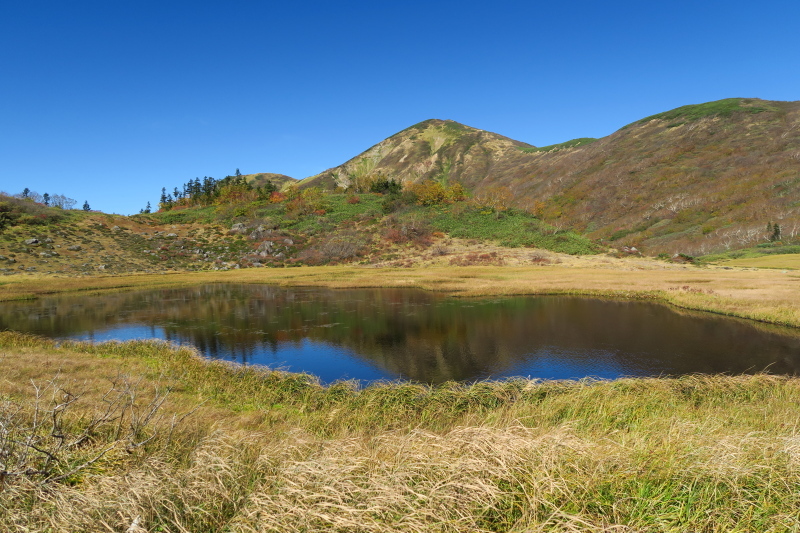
2, 284, 799, 383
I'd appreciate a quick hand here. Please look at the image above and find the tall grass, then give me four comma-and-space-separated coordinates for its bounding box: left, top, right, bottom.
2, 332, 800, 531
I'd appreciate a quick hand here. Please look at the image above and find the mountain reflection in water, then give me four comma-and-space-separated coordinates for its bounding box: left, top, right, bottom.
2, 284, 799, 384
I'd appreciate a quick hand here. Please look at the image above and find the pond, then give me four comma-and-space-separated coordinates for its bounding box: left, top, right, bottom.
2, 284, 800, 384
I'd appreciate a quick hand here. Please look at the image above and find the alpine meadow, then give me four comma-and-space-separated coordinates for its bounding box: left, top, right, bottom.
3, 96, 800, 532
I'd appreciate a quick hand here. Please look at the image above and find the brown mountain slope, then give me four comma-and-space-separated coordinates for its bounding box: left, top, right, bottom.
301, 98, 800, 255
300, 119, 536, 191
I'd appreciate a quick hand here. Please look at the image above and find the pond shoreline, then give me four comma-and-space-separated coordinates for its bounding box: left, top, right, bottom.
2, 263, 800, 329
6, 285, 798, 382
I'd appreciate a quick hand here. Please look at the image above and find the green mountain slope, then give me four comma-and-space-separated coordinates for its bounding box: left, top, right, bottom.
300, 98, 800, 255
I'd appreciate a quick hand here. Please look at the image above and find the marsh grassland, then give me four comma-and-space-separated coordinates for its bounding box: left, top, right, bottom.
2, 262, 800, 531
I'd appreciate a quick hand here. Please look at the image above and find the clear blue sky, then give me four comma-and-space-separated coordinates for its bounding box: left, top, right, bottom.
2, 0, 799, 214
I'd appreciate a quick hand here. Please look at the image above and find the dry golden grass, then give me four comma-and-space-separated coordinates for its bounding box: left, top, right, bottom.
718, 254, 800, 270
2, 333, 800, 532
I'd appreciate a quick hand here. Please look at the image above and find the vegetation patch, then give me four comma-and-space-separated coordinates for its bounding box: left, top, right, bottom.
518, 137, 597, 153
634, 98, 779, 126
430, 207, 598, 254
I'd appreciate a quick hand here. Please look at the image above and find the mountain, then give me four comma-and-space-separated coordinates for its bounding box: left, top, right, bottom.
299, 119, 537, 191
299, 98, 800, 255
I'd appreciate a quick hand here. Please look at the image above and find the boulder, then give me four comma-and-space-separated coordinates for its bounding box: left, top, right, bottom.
249, 225, 268, 240
24, 238, 39, 245
67, 245, 82, 251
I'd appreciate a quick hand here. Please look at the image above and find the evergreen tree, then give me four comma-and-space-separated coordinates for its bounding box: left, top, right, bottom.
772, 223, 782, 242
83, 201, 91, 211
22, 187, 30, 198
144, 201, 151, 214
42, 193, 50, 206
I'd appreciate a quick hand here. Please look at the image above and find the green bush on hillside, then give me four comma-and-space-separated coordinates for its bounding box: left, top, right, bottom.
0, 194, 68, 230
429, 207, 598, 255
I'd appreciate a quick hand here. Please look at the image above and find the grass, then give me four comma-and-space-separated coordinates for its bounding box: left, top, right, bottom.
714, 255, 800, 269
428, 206, 598, 254
634, 98, 778, 126
517, 137, 597, 153
701, 244, 800, 266
2, 331, 800, 531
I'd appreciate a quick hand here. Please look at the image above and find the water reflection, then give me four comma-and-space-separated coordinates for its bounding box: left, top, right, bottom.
2, 284, 799, 383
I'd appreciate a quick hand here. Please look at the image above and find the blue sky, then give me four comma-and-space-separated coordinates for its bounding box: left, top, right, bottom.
2, 0, 799, 214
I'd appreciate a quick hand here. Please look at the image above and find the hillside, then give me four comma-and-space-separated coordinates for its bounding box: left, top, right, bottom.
3, 97, 799, 275
301, 98, 800, 255
244, 172, 296, 189
0, 188, 600, 276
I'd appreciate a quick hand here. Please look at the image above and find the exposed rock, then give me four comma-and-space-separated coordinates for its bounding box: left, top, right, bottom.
0, 255, 5, 261
256, 241, 274, 257
39, 252, 53, 258
671, 253, 694, 263
44, 237, 54, 243
166, 233, 178, 238
24, 238, 39, 245
97, 264, 107, 270
67, 245, 82, 251
283, 238, 294, 246
249, 225, 269, 240
231, 223, 246, 233
111, 226, 121, 231
620, 246, 641, 255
